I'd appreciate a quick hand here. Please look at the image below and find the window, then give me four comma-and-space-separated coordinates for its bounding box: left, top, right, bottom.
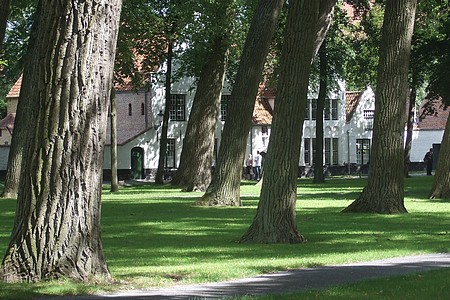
165, 138, 176, 168
304, 138, 316, 166
325, 138, 339, 165
169, 94, 186, 121
325, 99, 339, 120
141, 103, 145, 115
128, 103, 132, 116
305, 99, 318, 120
304, 138, 310, 165
220, 95, 230, 121
356, 139, 371, 165
332, 138, 339, 165
311, 99, 317, 120
261, 125, 269, 146
364, 110, 374, 131
305, 100, 311, 120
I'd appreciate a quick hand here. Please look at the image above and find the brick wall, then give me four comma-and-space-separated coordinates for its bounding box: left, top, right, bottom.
105, 89, 153, 145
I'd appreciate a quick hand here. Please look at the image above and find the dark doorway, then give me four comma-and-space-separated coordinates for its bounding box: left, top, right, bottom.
131, 147, 144, 179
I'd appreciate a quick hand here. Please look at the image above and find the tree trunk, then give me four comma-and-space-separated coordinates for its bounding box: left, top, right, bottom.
172, 1, 232, 192
0, 0, 11, 51
1, 0, 121, 282
404, 70, 418, 178
343, 0, 417, 214
313, 39, 327, 184
240, 0, 336, 244
198, 0, 284, 206
1, 2, 39, 199
110, 87, 119, 192
155, 39, 173, 184
429, 113, 450, 199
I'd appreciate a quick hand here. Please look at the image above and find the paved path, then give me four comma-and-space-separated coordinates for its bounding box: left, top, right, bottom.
46, 253, 450, 300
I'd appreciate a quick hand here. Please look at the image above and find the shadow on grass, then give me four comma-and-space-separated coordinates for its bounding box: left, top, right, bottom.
0, 175, 447, 298
99, 193, 450, 278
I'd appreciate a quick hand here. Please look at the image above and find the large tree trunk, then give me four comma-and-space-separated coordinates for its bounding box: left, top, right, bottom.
429, 113, 450, 199
172, 1, 232, 192
1, 0, 121, 283
313, 39, 327, 184
240, 0, 336, 244
343, 0, 417, 214
404, 71, 418, 178
198, 0, 284, 206
155, 39, 173, 184
110, 87, 119, 192
1, 2, 39, 199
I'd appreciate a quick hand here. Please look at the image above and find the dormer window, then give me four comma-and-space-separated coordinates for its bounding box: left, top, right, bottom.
364, 110, 374, 131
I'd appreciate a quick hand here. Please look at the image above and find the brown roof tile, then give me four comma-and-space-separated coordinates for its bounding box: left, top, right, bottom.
252, 98, 273, 125
345, 91, 364, 123
6, 75, 22, 98
9, 73, 145, 96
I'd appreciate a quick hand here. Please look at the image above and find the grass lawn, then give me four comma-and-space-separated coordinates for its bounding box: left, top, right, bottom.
0, 176, 449, 299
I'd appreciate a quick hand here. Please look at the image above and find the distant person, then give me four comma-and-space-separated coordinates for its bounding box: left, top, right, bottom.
423, 148, 433, 176
245, 154, 253, 180
253, 151, 262, 181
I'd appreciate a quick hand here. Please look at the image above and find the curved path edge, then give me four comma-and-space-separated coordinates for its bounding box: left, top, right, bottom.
45, 253, 450, 299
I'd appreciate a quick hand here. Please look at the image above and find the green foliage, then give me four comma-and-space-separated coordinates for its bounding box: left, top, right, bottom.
1, 176, 449, 298
343, 2, 383, 91
176, 0, 259, 83
0, 0, 35, 102
410, 0, 450, 109
114, 0, 173, 88
0, 99, 7, 118
310, 1, 357, 93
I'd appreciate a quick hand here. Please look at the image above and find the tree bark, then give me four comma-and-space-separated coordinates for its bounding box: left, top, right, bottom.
1, 1, 39, 199
172, 1, 233, 192
343, 0, 417, 214
1, 0, 121, 282
313, 39, 327, 184
429, 113, 450, 199
404, 71, 417, 178
110, 87, 119, 192
155, 39, 173, 184
198, 0, 284, 206
240, 0, 336, 244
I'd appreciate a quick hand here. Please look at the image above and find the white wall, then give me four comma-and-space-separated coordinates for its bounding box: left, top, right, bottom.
409, 130, 444, 162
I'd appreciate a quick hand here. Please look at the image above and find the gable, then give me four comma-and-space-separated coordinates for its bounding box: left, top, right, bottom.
6, 75, 22, 99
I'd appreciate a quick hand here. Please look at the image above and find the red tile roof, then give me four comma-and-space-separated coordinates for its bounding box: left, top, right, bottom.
345, 91, 364, 123
7, 74, 142, 97
252, 85, 275, 125
252, 98, 273, 125
6, 75, 22, 98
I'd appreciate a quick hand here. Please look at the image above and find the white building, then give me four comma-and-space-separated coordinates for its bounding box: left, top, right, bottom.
2, 74, 447, 180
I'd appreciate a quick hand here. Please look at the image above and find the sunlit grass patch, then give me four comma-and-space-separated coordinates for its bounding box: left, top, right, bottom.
0, 175, 448, 299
